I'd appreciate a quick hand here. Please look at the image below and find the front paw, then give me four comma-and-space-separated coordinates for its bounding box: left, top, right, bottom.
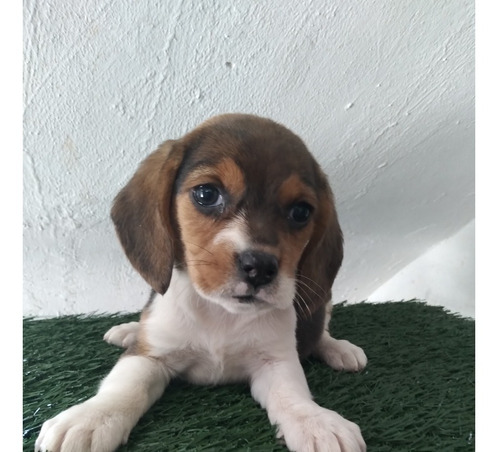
317, 337, 367, 373
104, 321, 139, 348
278, 405, 366, 452
35, 399, 131, 452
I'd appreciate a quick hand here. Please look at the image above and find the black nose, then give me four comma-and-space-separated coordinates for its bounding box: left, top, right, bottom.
237, 250, 279, 289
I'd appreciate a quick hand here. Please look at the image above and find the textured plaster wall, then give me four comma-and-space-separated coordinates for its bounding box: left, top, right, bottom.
23, 0, 474, 317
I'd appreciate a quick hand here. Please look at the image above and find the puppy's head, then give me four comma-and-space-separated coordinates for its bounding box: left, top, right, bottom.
112, 114, 343, 316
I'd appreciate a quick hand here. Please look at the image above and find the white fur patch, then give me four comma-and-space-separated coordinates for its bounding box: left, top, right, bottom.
212, 213, 249, 251
104, 321, 140, 348
143, 269, 298, 383
313, 334, 368, 372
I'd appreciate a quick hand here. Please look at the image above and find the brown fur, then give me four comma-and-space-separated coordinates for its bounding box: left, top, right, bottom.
175, 190, 237, 294
111, 114, 343, 359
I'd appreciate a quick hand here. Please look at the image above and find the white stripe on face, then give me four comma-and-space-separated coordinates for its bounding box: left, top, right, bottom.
212, 213, 250, 252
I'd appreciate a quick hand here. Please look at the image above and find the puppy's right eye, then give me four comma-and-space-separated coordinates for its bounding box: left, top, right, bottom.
192, 184, 224, 208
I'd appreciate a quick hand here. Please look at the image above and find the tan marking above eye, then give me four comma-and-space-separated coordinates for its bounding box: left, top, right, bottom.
278, 174, 318, 209
180, 158, 245, 201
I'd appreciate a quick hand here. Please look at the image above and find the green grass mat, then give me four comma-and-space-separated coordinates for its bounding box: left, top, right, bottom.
23, 301, 474, 451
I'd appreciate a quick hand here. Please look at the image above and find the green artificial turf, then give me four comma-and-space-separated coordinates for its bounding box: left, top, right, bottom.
23, 301, 474, 451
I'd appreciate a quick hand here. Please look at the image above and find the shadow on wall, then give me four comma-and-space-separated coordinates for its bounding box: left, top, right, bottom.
367, 220, 475, 318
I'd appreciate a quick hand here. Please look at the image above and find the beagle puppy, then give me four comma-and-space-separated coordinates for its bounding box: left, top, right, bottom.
35, 114, 367, 452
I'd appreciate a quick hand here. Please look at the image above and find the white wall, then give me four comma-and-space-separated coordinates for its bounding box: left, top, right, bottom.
368, 220, 475, 318
23, 0, 474, 317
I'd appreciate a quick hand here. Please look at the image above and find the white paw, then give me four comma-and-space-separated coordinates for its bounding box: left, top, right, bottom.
35, 399, 131, 452
316, 336, 367, 372
103, 322, 140, 348
278, 405, 366, 452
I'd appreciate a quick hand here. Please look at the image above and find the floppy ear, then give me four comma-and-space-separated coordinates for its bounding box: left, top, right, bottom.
111, 140, 184, 295
295, 172, 344, 318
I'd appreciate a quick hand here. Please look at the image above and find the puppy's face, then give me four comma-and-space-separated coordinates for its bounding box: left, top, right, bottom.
174, 127, 320, 314
112, 114, 342, 317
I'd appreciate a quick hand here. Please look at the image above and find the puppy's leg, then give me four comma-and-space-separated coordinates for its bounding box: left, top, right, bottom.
251, 356, 366, 452
35, 355, 170, 452
313, 304, 367, 372
104, 321, 140, 348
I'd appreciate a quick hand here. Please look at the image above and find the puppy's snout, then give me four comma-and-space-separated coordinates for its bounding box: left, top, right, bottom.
237, 250, 278, 289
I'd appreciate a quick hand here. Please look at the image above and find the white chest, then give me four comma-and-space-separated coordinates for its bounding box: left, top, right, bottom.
143, 272, 297, 385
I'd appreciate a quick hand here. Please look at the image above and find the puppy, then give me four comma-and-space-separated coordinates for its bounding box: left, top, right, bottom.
35, 114, 367, 452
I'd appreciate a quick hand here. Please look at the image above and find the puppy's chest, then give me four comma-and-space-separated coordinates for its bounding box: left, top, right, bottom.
181, 333, 253, 384
145, 303, 271, 384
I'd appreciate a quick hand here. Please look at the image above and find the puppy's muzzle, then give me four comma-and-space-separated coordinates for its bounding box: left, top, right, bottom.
237, 250, 278, 291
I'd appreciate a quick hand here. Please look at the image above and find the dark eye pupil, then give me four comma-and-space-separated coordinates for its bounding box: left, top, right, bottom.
193, 185, 220, 206
290, 203, 311, 224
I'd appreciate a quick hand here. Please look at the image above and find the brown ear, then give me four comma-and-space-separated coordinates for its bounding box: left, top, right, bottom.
296, 173, 344, 318
111, 140, 184, 295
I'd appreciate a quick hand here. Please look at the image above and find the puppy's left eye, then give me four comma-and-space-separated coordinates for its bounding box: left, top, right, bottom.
192, 184, 224, 208
288, 202, 313, 226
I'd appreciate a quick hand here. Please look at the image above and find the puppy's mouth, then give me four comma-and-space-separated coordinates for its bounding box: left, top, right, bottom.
230, 282, 269, 305
194, 276, 296, 314
232, 294, 260, 304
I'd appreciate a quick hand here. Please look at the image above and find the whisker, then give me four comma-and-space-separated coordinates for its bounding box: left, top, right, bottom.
295, 279, 324, 304
183, 259, 213, 265
183, 240, 215, 256
294, 292, 312, 319
300, 295, 312, 319
295, 272, 328, 297
293, 294, 307, 319
184, 263, 213, 268
180, 258, 215, 269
